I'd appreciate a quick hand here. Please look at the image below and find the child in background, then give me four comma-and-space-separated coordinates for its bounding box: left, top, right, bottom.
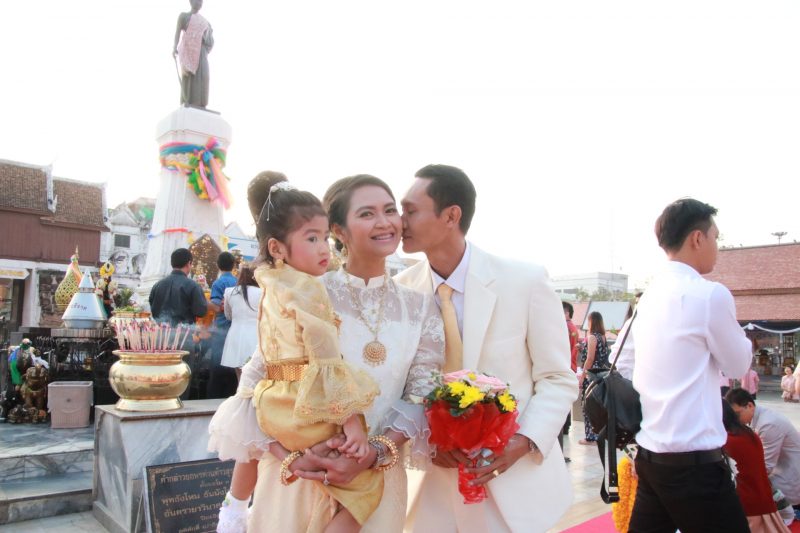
781, 366, 797, 402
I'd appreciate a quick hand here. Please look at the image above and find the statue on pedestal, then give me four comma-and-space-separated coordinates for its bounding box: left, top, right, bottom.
20, 362, 48, 421
173, 0, 214, 109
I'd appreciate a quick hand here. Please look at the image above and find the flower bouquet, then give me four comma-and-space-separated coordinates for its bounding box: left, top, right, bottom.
424, 370, 520, 504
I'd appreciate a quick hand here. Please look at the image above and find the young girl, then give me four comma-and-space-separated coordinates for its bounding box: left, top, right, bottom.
212, 176, 382, 532
220, 264, 261, 381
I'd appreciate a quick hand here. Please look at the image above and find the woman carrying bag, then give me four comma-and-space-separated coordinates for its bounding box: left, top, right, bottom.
578, 311, 610, 445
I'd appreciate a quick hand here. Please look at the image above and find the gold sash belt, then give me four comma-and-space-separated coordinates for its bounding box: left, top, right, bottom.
266, 362, 308, 381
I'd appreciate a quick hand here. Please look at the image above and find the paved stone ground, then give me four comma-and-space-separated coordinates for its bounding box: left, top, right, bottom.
3, 389, 799, 532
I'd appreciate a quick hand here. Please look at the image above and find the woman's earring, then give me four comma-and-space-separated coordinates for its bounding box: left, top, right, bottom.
275, 258, 284, 269
341, 245, 348, 258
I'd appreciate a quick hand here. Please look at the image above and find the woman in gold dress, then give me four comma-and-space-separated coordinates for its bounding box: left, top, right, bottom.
209, 173, 444, 532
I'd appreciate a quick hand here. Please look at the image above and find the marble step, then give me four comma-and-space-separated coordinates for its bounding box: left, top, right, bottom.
0, 471, 93, 525
0, 449, 93, 483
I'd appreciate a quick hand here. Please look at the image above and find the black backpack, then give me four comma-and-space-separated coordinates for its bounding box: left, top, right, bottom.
583, 312, 641, 503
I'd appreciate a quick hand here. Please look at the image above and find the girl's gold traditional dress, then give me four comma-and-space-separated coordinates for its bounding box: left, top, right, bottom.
252, 265, 381, 526
208, 268, 444, 533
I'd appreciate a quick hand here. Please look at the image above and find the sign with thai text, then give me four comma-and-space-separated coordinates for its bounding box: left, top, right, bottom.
0, 268, 28, 280
144, 458, 234, 533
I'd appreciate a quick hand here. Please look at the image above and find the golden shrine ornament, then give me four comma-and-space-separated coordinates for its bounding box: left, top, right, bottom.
363, 340, 387, 366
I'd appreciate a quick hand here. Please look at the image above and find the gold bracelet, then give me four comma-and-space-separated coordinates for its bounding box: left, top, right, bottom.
368, 435, 399, 471
280, 450, 304, 486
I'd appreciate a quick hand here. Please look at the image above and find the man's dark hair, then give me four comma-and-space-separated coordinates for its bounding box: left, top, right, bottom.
562, 301, 574, 319
721, 398, 756, 439
654, 198, 718, 253
725, 387, 755, 407
415, 164, 476, 234
217, 251, 235, 271
171, 248, 193, 269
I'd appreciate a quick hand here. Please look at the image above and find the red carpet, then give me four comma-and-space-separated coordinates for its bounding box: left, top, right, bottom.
561, 512, 614, 532
562, 513, 800, 533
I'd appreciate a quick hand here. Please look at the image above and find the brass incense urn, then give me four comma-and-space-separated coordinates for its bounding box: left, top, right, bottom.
109, 350, 191, 411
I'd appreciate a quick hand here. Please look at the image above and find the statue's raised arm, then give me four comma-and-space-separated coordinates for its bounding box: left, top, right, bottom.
173, 0, 213, 109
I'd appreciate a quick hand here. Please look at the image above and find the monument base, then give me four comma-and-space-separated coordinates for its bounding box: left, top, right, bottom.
136, 106, 232, 308
92, 399, 222, 533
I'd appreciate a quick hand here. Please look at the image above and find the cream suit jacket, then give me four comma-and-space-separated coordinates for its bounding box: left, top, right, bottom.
396, 244, 577, 533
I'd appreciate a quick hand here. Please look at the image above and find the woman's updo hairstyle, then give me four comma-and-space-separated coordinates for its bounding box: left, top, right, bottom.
248, 173, 326, 266
322, 174, 395, 252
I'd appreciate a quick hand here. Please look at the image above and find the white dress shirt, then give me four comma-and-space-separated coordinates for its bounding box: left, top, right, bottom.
430, 242, 471, 335
632, 260, 751, 453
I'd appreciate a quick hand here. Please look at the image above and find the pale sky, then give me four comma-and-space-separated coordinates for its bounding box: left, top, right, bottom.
3, 1, 800, 289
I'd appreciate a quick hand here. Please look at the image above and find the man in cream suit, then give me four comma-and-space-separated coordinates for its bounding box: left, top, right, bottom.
396, 164, 577, 533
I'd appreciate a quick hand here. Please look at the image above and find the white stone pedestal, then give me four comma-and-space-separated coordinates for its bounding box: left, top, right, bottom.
92, 400, 222, 533
137, 107, 232, 306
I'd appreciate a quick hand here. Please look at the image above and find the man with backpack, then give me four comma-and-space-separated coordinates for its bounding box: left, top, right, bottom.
629, 198, 752, 532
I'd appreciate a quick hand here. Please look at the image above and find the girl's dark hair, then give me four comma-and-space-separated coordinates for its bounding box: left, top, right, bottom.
247, 171, 289, 223
722, 398, 756, 440
248, 174, 326, 266
588, 311, 605, 336
235, 263, 258, 310
322, 174, 395, 251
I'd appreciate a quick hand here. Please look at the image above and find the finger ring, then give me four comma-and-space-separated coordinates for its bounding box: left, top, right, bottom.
323, 471, 330, 486
492, 469, 500, 478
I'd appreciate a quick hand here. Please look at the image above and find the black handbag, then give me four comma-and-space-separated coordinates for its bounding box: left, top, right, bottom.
583, 311, 641, 504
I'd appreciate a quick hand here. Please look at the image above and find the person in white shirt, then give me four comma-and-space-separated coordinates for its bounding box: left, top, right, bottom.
629, 198, 752, 533
220, 264, 262, 380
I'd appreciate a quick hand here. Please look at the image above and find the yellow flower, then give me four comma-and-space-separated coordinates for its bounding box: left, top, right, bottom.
497, 391, 517, 413
447, 381, 469, 396
435, 388, 444, 399
458, 385, 485, 409
467, 372, 477, 381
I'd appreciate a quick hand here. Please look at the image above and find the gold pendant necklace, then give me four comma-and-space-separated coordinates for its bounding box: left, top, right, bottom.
344, 270, 389, 366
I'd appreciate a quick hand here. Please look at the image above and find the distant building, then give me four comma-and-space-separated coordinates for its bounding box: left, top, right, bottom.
706, 242, 800, 371
100, 198, 155, 289
224, 222, 259, 261
552, 272, 629, 298
0, 160, 108, 329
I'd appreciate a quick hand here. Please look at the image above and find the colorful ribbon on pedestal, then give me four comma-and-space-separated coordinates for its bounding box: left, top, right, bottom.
159, 137, 233, 209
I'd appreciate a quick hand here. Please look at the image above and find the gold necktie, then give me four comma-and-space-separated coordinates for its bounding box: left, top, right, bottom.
437, 283, 463, 373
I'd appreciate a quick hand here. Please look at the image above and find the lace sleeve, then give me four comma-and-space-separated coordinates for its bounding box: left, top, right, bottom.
207, 349, 275, 462
404, 293, 445, 401
381, 292, 444, 469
